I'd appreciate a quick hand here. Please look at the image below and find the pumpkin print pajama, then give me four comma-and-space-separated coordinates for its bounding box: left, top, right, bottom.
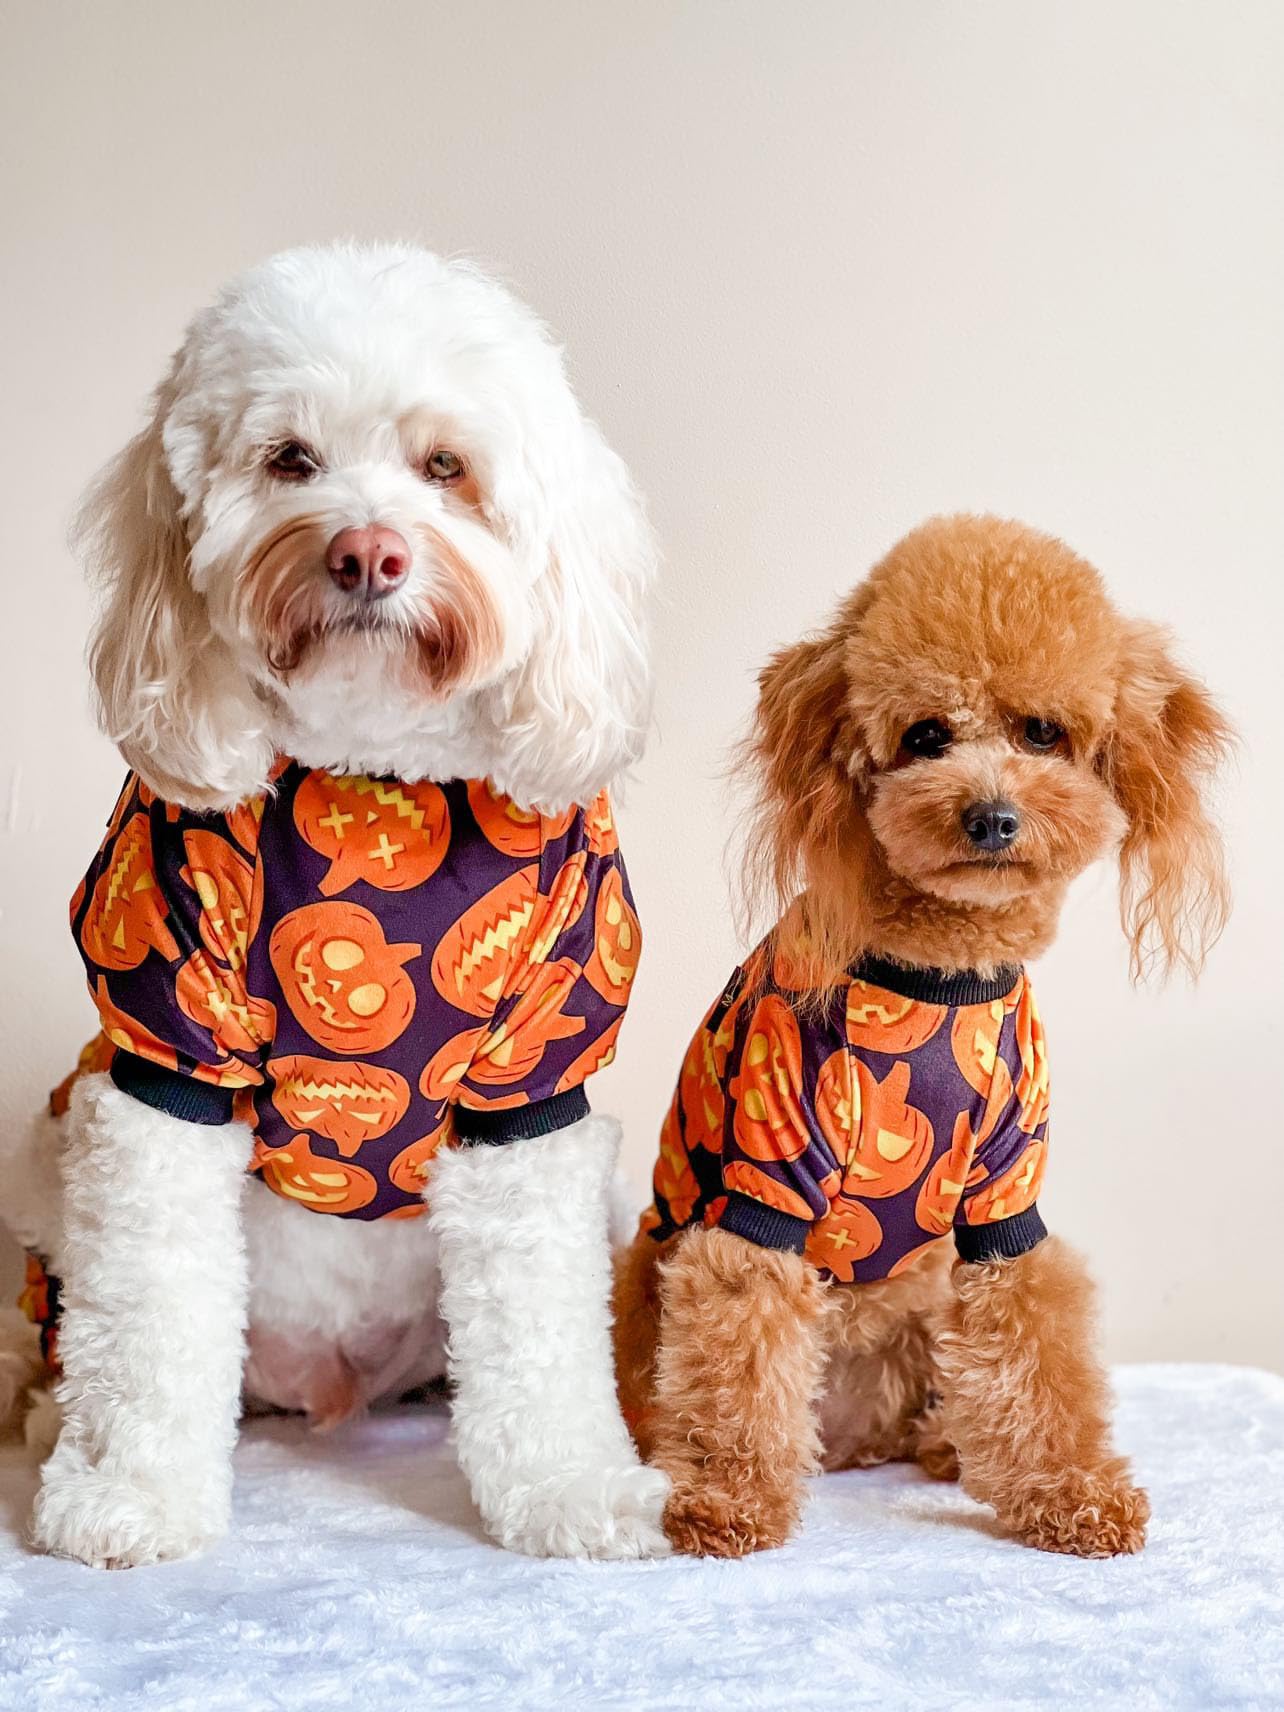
23, 766, 639, 1358
643, 943, 1050, 1281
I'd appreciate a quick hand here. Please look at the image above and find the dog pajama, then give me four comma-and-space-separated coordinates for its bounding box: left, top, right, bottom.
643, 944, 1049, 1280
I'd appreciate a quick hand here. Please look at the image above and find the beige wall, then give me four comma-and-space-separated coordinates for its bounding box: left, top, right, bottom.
2, 1, 1281, 1371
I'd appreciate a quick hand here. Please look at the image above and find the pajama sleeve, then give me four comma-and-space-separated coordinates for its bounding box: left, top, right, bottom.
72, 775, 272, 1122
954, 975, 1050, 1262
451, 791, 641, 1142
715, 990, 841, 1253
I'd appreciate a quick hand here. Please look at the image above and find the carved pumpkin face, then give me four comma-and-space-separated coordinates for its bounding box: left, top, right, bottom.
431, 866, 537, 1017
585, 791, 619, 856
1013, 983, 1050, 1133
731, 995, 808, 1162
420, 1026, 487, 1100
805, 1196, 882, 1281
846, 985, 947, 1054
654, 1103, 702, 1225
294, 773, 450, 896
963, 1139, 1046, 1226
951, 1001, 1006, 1096
467, 780, 574, 857
253, 1134, 377, 1213
270, 901, 420, 1053
584, 867, 641, 1004
840, 1059, 934, 1198
723, 1158, 815, 1220
177, 949, 277, 1060
815, 1047, 857, 1163
463, 957, 586, 1092
915, 1110, 985, 1237
268, 1055, 411, 1157
81, 813, 180, 970
555, 1015, 622, 1093
389, 1120, 451, 1196
182, 830, 258, 972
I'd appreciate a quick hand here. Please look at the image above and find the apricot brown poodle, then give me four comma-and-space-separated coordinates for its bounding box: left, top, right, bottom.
614, 514, 1232, 1559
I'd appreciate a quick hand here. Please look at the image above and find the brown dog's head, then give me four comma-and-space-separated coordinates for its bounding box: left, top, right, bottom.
745, 515, 1232, 980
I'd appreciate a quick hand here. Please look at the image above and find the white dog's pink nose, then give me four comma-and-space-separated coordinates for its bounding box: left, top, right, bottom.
325, 526, 410, 599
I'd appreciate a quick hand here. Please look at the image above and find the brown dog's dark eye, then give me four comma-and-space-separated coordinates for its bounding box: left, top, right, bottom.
265, 441, 320, 482
1023, 717, 1066, 752
424, 448, 465, 484
901, 719, 953, 759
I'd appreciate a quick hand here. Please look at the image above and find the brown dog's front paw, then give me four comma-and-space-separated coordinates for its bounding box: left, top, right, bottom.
663, 1484, 796, 1557
1012, 1474, 1150, 1558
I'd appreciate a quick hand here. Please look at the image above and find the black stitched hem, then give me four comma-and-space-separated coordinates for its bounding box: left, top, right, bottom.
954, 1204, 1048, 1264
454, 1087, 590, 1146
110, 1053, 238, 1126
718, 1191, 811, 1254
848, 955, 1022, 1006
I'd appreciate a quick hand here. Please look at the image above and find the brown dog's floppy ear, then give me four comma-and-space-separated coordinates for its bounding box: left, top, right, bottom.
1103, 621, 1234, 981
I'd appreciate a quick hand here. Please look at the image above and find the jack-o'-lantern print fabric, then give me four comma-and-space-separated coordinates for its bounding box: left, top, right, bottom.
643, 945, 1047, 1284
70, 766, 638, 1220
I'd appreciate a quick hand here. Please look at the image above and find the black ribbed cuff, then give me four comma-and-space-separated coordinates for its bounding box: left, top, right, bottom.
110, 1052, 238, 1126
454, 1087, 590, 1146
718, 1190, 811, 1254
954, 1204, 1048, 1264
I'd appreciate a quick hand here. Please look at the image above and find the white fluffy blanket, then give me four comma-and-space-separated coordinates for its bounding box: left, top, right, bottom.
1, 1364, 1281, 1711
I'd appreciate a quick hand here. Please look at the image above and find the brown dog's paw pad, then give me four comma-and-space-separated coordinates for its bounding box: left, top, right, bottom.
1016, 1479, 1150, 1558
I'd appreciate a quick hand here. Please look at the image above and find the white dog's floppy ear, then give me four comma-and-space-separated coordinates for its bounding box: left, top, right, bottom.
76, 369, 273, 811
486, 408, 655, 811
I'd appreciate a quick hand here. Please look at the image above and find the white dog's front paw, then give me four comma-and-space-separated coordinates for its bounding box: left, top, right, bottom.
32, 1462, 227, 1569
485, 1461, 672, 1560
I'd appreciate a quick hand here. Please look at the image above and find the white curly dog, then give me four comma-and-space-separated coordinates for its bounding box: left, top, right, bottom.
0, 242, 668, 1568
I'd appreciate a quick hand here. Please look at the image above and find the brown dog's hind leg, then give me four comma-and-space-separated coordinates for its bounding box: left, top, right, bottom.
611, 1230, 674, 1460
649, 1225, 832, 1557
939, 1235, 1148, 1556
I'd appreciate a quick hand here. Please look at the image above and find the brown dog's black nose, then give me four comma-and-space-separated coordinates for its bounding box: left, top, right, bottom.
962, 800, 1021, 852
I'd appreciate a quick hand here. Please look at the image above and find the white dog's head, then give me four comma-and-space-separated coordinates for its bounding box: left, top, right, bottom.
79, 243, 654, 811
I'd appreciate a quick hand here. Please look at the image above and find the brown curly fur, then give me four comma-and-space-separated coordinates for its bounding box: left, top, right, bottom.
616, 515, 1231, 1558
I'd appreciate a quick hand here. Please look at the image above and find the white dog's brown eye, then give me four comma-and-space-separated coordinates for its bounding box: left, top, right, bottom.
266, 441, 320, 482
900, 719, 953, 759
424, 448, 465, 483
1023, 717, 1066, 752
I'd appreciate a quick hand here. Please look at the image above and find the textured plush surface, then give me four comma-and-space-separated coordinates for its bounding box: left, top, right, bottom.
1, 1364, 1281, 1710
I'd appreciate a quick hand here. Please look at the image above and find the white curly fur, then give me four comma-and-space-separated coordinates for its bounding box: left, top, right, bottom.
1, 242, 661, 1567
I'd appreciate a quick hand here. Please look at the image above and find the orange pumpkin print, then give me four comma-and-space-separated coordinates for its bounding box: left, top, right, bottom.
420, 1026, 487, 1100
815, 1047, 858, 1162
268, 1055, 411, 1157
270, 901, 420, 1053
731, 995, 808, 1163
951, 1000, 1006, 1096
524, 854, 590, 968
915, 1110, 985, 1237
467, 780, 574, 857
963, 1139, 1047, 1226
177, 949, 277, 1060
389, 1119, 451, 1196
182, 830, 259, 972
840, 1059, 934, 1198
655, 1101, 702, 1225
555, 1015, 623, 1092
846, 985, 947, 1054
90, 975, 181, 1076
252, 1135, 377, 1214
462, 957, 586, 1091
583, 865, 641, 1005
81, 813, 180, 970
432, 866, 537, 1017
723, 1158, 815, 1220
888, 1239, 941, 1278
224, 794, 265, 856
584, 791, 619, 856
294, 773, 450, 896
1013, 982, 1050, 1133
806, 1197, 882, 1282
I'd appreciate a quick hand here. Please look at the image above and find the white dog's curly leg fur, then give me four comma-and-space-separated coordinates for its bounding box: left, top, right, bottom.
428, 1115, 670, 1559
32, 1074, 253, 1569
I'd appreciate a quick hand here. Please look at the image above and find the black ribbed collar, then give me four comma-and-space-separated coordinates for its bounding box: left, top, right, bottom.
848, 954, 1021, 1006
